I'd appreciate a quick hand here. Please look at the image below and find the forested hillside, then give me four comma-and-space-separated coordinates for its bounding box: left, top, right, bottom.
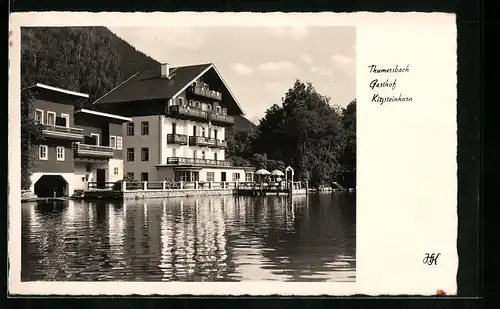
21, 26, 256, 129
21, 27, 159, 104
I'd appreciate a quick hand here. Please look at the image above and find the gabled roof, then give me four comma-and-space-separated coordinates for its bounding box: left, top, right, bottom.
93, 63, 211, 105
93, 63, 245, 115
23, 83, 89, 98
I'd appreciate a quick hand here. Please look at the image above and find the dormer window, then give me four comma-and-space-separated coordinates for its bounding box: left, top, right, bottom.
215, 106, 222, 114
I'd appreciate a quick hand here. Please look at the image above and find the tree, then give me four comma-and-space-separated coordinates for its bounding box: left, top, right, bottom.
21, 90, 43, 189
251, 80, 346, 187
338, 99, 356, 187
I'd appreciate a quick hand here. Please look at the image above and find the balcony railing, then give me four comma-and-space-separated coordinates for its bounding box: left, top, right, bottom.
74, 143, 114, 158
191, 86, 222, 101
166, 157, 232, 167
42, 124, 84, 141
167, 133, 188, 145
215, 139, 228, 148
208, 112, 234, 126
189, 136, 217, 147
169, 105, 207, 121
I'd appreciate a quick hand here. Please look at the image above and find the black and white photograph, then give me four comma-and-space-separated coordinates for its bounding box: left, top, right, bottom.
19, 25, 357, 282
9, 12, 459, 296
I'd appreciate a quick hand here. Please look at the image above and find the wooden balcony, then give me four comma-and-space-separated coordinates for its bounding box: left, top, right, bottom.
169, 105, 207, 122
74, 143, 114, 158
208, 112, 234, 126
42, 125, 84, 141
165, 157, 232, 167
190, 86, 222, 101
215, 139, 228, 149
167, 133, 188, 145
189, 136, 217, 147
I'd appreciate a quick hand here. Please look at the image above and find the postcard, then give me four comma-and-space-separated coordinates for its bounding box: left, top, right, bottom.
8, 12, 457, 296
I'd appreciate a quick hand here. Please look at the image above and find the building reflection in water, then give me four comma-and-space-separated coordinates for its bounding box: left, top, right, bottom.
22, 192, 356, 282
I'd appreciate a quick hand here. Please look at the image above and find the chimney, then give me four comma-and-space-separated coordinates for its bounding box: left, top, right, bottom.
161, 63, 170, 78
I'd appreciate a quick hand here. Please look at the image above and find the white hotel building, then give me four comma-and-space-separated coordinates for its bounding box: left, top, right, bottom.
93, 63, 255, 184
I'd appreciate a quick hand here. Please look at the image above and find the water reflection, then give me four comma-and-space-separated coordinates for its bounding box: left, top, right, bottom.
22, 193, 356, 282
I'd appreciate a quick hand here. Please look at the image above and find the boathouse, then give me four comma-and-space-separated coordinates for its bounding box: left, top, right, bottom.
23, 83, 132, 197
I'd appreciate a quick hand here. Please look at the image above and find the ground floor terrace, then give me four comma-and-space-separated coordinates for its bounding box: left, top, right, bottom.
84, 180, 308, 200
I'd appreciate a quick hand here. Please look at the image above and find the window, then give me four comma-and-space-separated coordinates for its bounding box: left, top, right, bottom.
114, 167, 119, 176
215, 106, 221, 114
207, 172, 215, 182
232, 173, 241, 182
47, 111, 56, 125
90, 133, 100, 146
116, 137, 122, 150
110, 136, 117, 149
214, 129, 218, 140
208, 128, 212, 138
245, 173, 253, 182
141, 147, 149, 161
127, 148, 135, 161
35, 110, 44, 124
126, 172, 134, 181
127, 122, 135, 136
193, 150, 197, 159
175, 171, 199, 182
39, 145, 48, 160
141, 172, 149, 182
56, 146, 65, 161
201, 151, 206, 159
178, 97, 184, 106
214, 153, 218, 161
141, 121, 149, 135
172, 123, 177, 134
201, 127, 206, 137
60, 113, 70, 127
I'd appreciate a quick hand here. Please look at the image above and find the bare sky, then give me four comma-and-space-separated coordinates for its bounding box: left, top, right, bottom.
109, 26, 356, 123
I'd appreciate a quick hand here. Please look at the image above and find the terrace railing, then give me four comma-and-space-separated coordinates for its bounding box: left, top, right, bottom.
42, 124, 84, 141
165, 157, 232, 167
74, 143, 114, 158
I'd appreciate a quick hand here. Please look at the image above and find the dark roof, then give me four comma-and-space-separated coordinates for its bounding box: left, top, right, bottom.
93, 63, 212, 104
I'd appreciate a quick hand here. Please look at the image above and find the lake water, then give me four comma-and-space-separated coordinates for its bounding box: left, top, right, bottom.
21, 193, 356, 282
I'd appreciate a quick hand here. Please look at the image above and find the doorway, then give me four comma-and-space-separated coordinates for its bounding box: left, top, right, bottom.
96, 169, 106, 189
221, 172, 226, 182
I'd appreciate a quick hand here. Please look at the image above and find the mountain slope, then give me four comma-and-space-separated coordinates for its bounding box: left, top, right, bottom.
21, 26, 255, 132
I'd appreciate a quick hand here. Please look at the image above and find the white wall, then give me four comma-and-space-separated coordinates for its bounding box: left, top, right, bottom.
73, 163, 88, 190
161, 116, 227, 163
123, 115, 161, 181
199, 168, 247, 182
108, 159, 124, 182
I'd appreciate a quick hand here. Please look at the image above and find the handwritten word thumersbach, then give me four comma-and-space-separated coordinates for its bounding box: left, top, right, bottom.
368, 64, 409, 74
368, 64, 413, 105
